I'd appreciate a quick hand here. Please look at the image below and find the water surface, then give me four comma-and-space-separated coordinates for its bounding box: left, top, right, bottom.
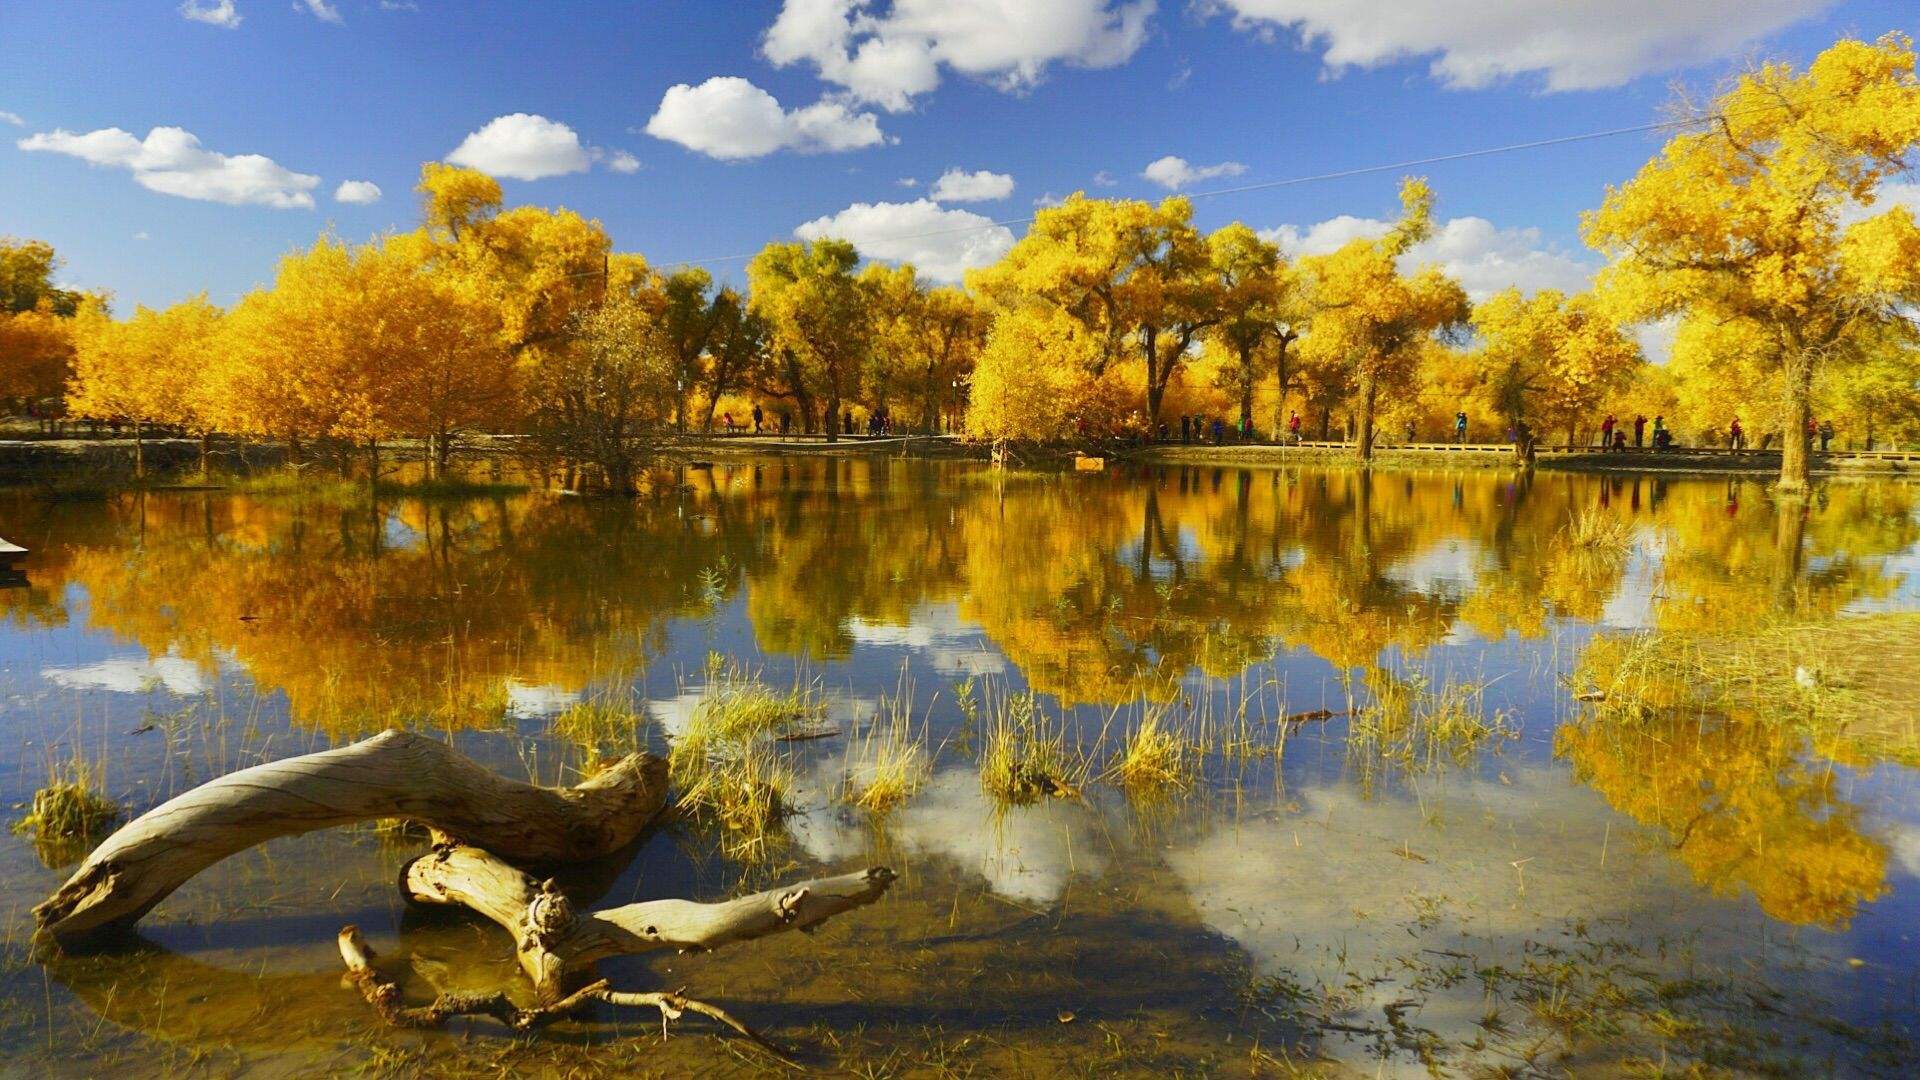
2, 460, 1917, 1076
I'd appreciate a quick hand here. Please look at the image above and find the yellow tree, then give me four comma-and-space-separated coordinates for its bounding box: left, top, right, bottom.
1297, 179, 1469, 460
524, 269, 676, 493
966, 305, 1129, 441
374, 233, 514, 474
1, 237, 83, 317
68, 295, 223, 475
1469, 288, 1643, 444
748, 238, 871, 441
970, 194, 1221, 427
0, 304, 75, 415
1584, 33, 1920, 491
1204, 223, 1301, 437
862, 264, 985, 432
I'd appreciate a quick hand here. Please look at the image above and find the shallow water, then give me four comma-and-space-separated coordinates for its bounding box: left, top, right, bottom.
2, 460, 1918, 1077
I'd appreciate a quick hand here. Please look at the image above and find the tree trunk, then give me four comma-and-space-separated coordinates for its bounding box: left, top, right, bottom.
825, 388, 840, 443
133, 418, 145, 479
1778, 352, 1813, 494
367, 438, 380, 491
199, 432, 212, 476
435, 432, 454, 481
1270, 339, 1291, 442
33, 730, 668, 945
1354, 371, 1377, 462
1237, 344, 1255, 439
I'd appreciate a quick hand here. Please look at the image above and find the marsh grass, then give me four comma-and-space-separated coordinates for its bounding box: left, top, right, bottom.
13, 752, 121, 858
1575, 612, 1920, 763
842, 682, 931, 815
1347, 669, 1513, 773
977, 687, 1085, 805
667, 660, 823, 861
1559, 507, 1633, 555
1108, 705, 1198, 794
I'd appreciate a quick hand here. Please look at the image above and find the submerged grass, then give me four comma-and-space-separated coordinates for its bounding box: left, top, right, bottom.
1559, 507, 1633, 555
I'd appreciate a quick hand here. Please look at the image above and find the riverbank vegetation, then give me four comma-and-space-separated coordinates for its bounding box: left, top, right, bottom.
5, 35, 1918, 491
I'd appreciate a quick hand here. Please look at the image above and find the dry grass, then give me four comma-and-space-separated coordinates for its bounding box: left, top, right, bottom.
667, 660, 822, 862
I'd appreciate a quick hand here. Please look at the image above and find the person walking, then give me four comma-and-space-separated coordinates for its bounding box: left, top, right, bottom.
1288, 411, 1301, 443
1633, 414, 1646, 448
1211, 417, 1225, 445
1181, 415, 1191, 444
1454, 411, 1468, 444
1729, 417, 1744, 450
752, 403, 763, 434
1652, 414, 1667, 450
1819, 419, 1835, 452
1600, 414, 1616, 449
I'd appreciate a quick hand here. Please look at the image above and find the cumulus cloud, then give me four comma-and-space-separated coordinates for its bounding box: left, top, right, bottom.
1211, 0, 1831, 91
795, 198, 1014, 283
18, 125, 320, 208
179, 0, 241, 28
602, 149, 642, 173
446, 113, 592, 180
333, 179, 382, 204
762, 0, 1155, 112
645, 76, 887, 160
930, 167, 1014, 203
1261, 213, 1594, 299
297, 0, 342, 24
1141, 155, 1246, 190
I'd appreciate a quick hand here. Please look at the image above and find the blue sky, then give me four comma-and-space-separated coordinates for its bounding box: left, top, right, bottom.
0, 0, 1912, 312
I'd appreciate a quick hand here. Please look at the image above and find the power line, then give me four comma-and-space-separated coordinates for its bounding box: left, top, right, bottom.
649, 79, 1895, 272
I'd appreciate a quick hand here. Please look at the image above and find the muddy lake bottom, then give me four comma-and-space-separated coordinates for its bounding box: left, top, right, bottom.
1, 458, 1918, 1077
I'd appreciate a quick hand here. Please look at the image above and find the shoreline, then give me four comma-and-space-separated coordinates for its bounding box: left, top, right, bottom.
3, 432, 1914, 485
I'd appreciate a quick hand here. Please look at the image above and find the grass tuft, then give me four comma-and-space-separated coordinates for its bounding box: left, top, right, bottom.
978, 688, 1084, 805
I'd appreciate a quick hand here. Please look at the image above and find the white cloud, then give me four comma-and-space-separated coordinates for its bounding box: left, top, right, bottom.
446, 113, 591, 180
0, 111, 24, 127
645, 76, 887, 160
134, 231, 151, 241
762, 0, 1155, 112
18, 125, 319, 208
795, 198, 1014, 283
297, 0, 343, 24
1033, 191, 1065, 208
602, 149, 642, 174
180, 0, 241, 27
896, 176, 919, 187
930, 167, 1014, 203
333, 179, 382, 204
1261, 212, 1594, 299
1840, 179, 1920, 227
1141, 154, 1246, 190
1211, 0, 1831, 91
42, 653, 210, 696
1091, 169, 1117, 186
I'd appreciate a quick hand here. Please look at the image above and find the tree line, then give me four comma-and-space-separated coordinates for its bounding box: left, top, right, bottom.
2, 33, 1917, 490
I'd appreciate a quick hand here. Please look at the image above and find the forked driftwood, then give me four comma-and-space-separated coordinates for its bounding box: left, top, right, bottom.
34, 730, 669, 944
400, 840, 898, 999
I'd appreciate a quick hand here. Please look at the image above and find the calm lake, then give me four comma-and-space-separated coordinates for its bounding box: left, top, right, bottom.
2, 459, 1918, 1077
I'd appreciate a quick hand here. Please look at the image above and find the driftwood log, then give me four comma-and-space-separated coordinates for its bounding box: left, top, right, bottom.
34, 730, 669, 944
34, 728, 899, 1056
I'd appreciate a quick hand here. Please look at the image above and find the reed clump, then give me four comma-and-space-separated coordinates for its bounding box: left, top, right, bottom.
1109, 706, 1198, 794
1348, 670, 1513, 770
978, 689, 1083, 805
843, 691, 930, 815
13, 756, 120, 846
1559, 508, 1633, 556
668, 661, 821, 859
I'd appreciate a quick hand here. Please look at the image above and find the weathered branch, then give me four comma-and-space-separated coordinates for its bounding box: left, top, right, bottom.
35, 730, 669, 945
401, 840, 897, 1000
337, 926, 793, 1061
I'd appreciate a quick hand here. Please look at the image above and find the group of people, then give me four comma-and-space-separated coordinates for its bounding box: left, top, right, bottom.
1592, 414, 1668, 451
714, 402, 906, 438
1172, 414, 1253, 445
